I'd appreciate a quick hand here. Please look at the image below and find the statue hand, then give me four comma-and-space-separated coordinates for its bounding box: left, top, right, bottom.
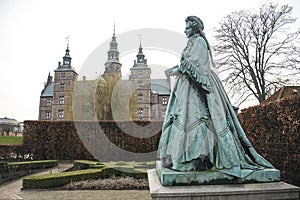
170, 65, 180, 76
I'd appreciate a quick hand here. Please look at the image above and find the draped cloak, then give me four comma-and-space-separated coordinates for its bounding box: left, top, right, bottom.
157, 34, 274, 178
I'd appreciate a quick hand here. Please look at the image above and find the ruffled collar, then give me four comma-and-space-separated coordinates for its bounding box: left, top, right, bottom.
189, 33, 200, 41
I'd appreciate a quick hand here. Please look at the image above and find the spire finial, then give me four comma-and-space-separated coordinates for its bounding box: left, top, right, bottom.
113, 22, 115, 36
66, 36, 70, 49
138, 33, 142, 47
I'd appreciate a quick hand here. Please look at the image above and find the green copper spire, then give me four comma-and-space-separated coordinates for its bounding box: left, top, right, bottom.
106, 23, 120, 63
136, 34, 146, 64
62, 37, 71, 67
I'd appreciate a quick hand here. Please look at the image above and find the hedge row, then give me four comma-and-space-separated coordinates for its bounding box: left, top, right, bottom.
0, 160, 58, 184
22, 169, 103, 189
0, 144, 29, 161
21, 121, 162, 161
22, 121, 95, 161
5, 160, 58, 171
73, 160, 105, 170
238, 95, 299, 186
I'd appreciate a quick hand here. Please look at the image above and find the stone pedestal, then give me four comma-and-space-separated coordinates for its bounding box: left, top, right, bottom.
156, 161, 280, 186
148, 169, 300, 200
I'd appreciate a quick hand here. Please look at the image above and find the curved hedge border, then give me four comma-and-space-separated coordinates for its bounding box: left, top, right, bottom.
7, 160, 59, 171
23, 169, 102, 189
0, 160, 58, 184
22, 161, 153, 189
73, 160, 105, 170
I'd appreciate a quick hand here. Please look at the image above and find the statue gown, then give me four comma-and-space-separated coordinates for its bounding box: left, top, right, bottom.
157, 34, 274, 178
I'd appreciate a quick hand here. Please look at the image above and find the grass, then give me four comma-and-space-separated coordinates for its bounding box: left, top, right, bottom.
0, 136, 23, 144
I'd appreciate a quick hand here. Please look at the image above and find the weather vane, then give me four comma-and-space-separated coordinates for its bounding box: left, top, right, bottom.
66, 36, 70, 48
113, 22, 115, 35
138, 33, 142, 46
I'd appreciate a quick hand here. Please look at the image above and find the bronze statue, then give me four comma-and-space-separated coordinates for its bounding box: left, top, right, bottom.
157, 16, 277, 179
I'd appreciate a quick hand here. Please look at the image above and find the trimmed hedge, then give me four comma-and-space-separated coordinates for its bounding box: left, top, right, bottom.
0, 160, 58, 184
22, 166, 147, 189
7, 160, 59, 171
23, 169, 103, 189
73, 160, 105, 170
0, 144, 29, 161
238, 95, 300, 186
21, 120, 162, 161
22, 160, 153, 189
22, 121, 95, 161
73, 160, 153, 179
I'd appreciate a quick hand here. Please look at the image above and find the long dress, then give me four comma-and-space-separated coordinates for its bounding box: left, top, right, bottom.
157, 34, 274, 178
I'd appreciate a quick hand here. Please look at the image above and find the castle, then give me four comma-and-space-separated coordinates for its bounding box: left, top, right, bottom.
38, 30, 171, 121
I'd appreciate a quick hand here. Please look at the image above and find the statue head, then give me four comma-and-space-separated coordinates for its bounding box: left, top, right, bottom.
185, 16, 204, 38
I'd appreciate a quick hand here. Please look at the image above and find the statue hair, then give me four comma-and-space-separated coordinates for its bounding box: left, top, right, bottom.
185, 16, 215, 68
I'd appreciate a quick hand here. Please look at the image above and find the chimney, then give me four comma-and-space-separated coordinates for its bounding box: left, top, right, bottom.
47, 73, 53, 84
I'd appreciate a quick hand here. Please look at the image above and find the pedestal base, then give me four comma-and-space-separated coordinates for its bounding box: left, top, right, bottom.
148, 169, 300, 200
156, 161, 280, 186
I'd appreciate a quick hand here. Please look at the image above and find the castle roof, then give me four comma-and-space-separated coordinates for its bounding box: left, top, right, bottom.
41, 82, 54, 97
151, 79, 171, 95
263, 86, 300, 104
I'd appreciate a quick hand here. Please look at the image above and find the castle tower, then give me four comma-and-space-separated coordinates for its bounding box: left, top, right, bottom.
103, 25, 122, 79
129, 37, 151, 120
52, 42, 78, 120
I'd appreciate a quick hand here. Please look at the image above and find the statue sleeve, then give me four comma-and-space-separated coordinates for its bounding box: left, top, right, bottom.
179, 37, 211, 92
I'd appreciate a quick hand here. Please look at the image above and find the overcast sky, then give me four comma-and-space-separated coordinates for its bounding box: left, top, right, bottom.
0, 0, 299, 122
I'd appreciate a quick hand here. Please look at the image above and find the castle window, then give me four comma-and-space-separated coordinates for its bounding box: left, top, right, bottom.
60, 83, 65, 91
64, 59, 70, 65
59, 96, 65, 104
138, 94, 143, 103
46, 111, 51, 119
61, 72, 66, 80
138, 71, 142, 78
138, 81, 143, 89
46, 99, 52, 106
58, 109, 64, 119
162, 96, 167, 105
138, 108, 143, 119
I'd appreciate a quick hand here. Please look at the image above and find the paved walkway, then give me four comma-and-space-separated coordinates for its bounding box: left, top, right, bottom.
0, 163, 150, 200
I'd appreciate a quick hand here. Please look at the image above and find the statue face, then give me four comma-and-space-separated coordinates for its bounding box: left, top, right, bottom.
184, 21, 194, 38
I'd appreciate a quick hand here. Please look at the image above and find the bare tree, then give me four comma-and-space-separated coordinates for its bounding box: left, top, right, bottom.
213, 3, 300, 105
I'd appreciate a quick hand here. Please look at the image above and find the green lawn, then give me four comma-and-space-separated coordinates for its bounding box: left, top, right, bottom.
0, 136, 23, 144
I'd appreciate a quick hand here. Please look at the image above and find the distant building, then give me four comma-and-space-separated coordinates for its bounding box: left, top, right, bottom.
38, 28, 171, 121
0, 117, 23, 136
262, 86, 300, 104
